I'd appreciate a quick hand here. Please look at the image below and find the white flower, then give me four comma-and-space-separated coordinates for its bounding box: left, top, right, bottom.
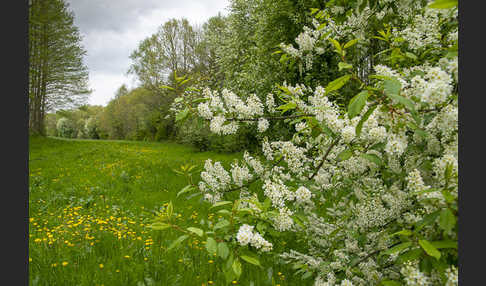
295, 122, 308, 133
250, 231, 273, 252
266, 93, 275, 113
209, 115, 225, 134
445, 266, 458, 286
400, 262, 430, 285
236, 224, 254, 246
406, 169, 429, 193
273, 207, 294, 231
340, 279, 354, 286
197, 102, 213, 119
295, 186, 312, 203
341, 126, 356, 143
368, 126, 387, 143
257, 118, 269, 133
231, 162, 252, 187
236, 224, 273, 251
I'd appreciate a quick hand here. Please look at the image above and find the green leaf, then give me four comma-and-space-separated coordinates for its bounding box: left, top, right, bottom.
277, 85, 292, 95
431, 240, 457, 249
167, 235, 189, 251
174, 97, 183, 103
381, 242, 412, 256
390, 229, 412, 237
232, 259, 242, 278
210, 201, 233, 209
381, 281, 402, 286
438, 209, 456, 233
217, 209, 232, 216
383, 78, 401, 97
329, 38, 342, 55
205, 237, 218, 255
317, 23, 327, 30
396, 248, 422, 264
348, 90, 369, 119
337, 149, 353, 162
319, 122, 336, 138
175, 108, 190, 122
166, 201, 173, 217
405, 52, 417, 60
356, 105, 377, 137
444, 163, 454, 183
414, 211, 440, 233
187, 227, 204, 237
326, 75, 351, 94
343, 39, 358, 49
383, 78, 417, 118
240, 255, 262, 268
360, 153, 383, 166
160, 85, 175, 90
191, 97, 208, 104
277, 102, 297, 114
428, 0, 458, 9
236, 208, 254, 215
369, 75, 394, 81
179, 78, 190, 86
388, 93, 416, 112
177, 185, 194, 198
214, 219, 231, 230
218, 242, 230, 260
301, 272, 313, 280
441, 189, 456, 204
359, 0, 367, 12
419, 240, 441, 259
407, 122, 428, 138
338, 62, 353, 71
149, 222, 171, 231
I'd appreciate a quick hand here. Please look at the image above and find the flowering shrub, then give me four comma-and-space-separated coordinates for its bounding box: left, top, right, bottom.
56, 117, 76, 138
152, 1, 458, 285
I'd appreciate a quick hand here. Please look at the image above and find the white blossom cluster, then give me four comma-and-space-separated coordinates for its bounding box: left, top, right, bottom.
445, 266, 458, 286
280, 24, 327, 71
400, 262, 430, 286
236, 224, 273, 252
399, 9, 442, 52
230, 162, 253, 187
183, 2, 458, 285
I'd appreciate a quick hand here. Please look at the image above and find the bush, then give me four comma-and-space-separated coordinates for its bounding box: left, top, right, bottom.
162, 1, 458, 285
56, 117, 76, 138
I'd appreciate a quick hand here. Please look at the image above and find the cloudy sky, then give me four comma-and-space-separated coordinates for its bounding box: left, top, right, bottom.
65, 0, 230, 106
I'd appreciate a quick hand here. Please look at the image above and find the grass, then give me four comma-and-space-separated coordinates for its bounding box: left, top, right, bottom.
29, 136, 305, 286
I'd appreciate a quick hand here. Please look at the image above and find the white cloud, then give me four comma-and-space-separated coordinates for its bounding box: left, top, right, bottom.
66, 0, 230, 106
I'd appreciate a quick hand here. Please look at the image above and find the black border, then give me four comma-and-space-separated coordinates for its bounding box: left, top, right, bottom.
2, 0, 29, 285
457, 0, 480, 284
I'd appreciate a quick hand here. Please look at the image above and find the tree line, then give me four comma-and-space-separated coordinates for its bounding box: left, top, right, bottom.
44, 0, 357, 152
29, 0, 91, 135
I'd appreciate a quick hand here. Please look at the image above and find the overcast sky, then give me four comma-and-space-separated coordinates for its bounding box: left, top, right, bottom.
65, 0, 230, 106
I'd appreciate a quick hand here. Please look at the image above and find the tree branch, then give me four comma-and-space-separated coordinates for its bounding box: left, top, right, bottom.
308, 138, 340, 180
226, 114, 314, 122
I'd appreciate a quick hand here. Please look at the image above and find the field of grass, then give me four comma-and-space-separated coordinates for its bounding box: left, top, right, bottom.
29, 136, 304, 286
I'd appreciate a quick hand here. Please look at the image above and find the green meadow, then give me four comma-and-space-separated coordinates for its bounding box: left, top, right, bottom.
28, 136, 302, 286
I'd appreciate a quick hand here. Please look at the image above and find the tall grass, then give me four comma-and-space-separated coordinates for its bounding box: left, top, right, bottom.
29, 137, 305, 286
